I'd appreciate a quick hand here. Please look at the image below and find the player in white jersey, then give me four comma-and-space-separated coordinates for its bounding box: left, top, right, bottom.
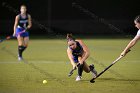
120, 15, 140, 56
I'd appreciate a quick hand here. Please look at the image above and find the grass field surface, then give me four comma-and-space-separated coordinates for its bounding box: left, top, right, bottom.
0, 38, 140, 93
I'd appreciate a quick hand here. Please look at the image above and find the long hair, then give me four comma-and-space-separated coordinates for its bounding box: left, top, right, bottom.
134, 15, 140, 23
66, 34, 75, 42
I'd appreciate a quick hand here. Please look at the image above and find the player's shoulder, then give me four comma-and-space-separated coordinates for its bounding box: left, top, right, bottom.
16, 14, 20, 16
75, 39, 84, 44
15, 14, 20, 19
75, 39, 82, 42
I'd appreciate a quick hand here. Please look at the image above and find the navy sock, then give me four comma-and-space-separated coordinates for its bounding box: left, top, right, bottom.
22, 46, 27, 51
78, 64, 84, 76
89, 64, 95, 71
18, 46, 26, 57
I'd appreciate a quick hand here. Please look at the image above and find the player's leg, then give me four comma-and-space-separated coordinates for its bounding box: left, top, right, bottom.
83, 62, 90, 73
22, 36, 29, 51
23, 31, 29, 47
81, 53, 97, 78
20, 33, 29, 59
82, 62, 97, 78
23, 37, 29, 47
17, 36, 24, 60
79, 53, 90, 73
18, 31, 29, 60
15, 28, 25, 60
89, 64, 97, 78
75, 56, 83, 81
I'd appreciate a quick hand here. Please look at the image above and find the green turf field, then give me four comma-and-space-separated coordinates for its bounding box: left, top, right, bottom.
0, 38, 140, 93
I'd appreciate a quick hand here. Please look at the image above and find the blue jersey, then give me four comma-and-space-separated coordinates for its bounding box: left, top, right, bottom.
15, 14, 29, 37
18, 14, 28, 29
70, 41, 84, 63
71, 41, 83, 56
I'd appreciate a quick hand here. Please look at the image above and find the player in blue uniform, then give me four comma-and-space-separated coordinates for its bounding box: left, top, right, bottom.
13, 5, 32, 61
67, 34, 97, 81
120, 15, 140, 56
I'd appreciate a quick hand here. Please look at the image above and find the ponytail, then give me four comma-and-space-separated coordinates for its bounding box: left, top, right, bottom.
66, 33, 75, 42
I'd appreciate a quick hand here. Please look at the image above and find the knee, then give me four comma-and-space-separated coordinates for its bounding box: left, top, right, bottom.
24, 44, 28, 47
84, 69, 90, 73
24, 42, 28, 47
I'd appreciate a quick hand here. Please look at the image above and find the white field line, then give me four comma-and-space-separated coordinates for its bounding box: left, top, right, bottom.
0, 60, 139, 64
0, 60, 66, 64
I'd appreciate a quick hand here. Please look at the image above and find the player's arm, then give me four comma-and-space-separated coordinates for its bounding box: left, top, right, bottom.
67, 48, 76, 69
121, 35, 140, 56
13, 15, 19, 36
77, 40, 90, 64
27, 14, 32, 30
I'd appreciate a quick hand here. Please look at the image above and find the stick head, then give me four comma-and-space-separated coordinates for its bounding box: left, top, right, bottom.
90, 80, 95, 83
68, 66, 77, 77
68, 72, 73, 77
90, 77, 96, 83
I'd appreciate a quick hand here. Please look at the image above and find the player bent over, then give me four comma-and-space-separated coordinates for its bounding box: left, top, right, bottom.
67, 34, 97, 81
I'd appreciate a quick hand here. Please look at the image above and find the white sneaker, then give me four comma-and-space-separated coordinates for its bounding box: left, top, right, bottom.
18, 57, 23, 61
75, 76, 82, 81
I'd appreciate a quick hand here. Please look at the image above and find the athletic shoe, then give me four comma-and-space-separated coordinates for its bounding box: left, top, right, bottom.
89, 64, 97, 78
18, 57, 23, 61
75, 76, 82, 81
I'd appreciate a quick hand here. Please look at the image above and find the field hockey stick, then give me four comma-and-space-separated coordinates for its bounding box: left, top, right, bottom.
68, 63, 82, 77
90, 50, 131, 83
0, 35, 15, 43
0, 29, 26, 43
68, 66, 77, 77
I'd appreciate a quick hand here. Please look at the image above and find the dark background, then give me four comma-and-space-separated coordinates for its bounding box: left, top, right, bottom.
0, 0, 140, 36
